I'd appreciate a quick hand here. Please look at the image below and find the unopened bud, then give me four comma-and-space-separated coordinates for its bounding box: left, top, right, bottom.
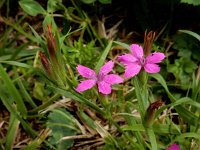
46, 25, 57, 59
39, 51, 52, 75
143, 31, 156, 56
144, 99, 164, 128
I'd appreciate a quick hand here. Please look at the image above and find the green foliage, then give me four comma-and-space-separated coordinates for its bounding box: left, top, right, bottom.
0, 64, 27, 118
80, 0, 112, 4
168, 57, 197, 89
181, 0, 200, 5
94, 40, 112, 72
47, 0, 63, 13
65, 39, 100, 68
47, 108, 79, 150
19, 0, 46, 16
98, 0, 112, 4
33, 82, 49, 101
1, 0, 200, 149
5, 114, 19, 150
150, 73, 200, 126
179, 30, 200, 42
81, 0, 96, 4
167, 33, 200, 89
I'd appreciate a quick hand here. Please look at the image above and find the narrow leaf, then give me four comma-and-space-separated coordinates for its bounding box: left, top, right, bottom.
80, 0, 96, 4
95, 40, 113, 73
47, 85, 105, 115
98, 0, 112, 4
16, 78, 37, 108
150, 73, 199, 126
146, 128, 157, 150
5, 114, 20, 150
179, 30, 200, 42
0, 91, 37, 137
0, 61, 34, 69
0, 64, 27, 117
113, 41, 130, 50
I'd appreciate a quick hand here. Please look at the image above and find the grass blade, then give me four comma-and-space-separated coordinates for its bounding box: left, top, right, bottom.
0, 64, 27, 117
146, 128, 157, 150
16, 77, 37, 108
95, 40, 113, 72
5, 114, 20, 150
0, 90, 36, 137
47, 85, 105, 115
179, 30, 200, 42
150, 73, 199, 126
113, 41, 130, 50
0, 61, 34, 68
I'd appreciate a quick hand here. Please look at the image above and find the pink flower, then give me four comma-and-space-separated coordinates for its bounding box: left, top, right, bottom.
76, 61, 123, 94
118, 44, 165, 78
166, 144, 180, 150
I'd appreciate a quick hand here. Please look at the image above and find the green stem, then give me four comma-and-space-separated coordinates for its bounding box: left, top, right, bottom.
2, 17, 37, 42
0, 64, 27, 118
108, 115, 142, 149
0, 92, 37, 138
146, 127, 158, 150
100, 95, 141, 149
133, 77, 145, 117
28, 94, 61, 114
70, 0, 104, 47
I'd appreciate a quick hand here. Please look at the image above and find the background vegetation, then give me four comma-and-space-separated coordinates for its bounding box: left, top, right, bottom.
0, 0, 200, 149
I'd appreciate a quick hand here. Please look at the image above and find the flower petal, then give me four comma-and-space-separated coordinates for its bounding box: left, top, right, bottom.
166, 144, 180, 150
99, 60, 114, 75
124, 63, 142, 78
77, 65, 96, 78
97, 81, 112, 94
118, 54, 137, 65
146, 52, 165, 64
76, 79, 96, 93
144, 63, 160, 73
104, 74, 124, 84
130, 44, 144, 59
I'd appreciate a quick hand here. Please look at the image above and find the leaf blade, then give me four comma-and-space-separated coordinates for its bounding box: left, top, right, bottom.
19, 0, 46, 16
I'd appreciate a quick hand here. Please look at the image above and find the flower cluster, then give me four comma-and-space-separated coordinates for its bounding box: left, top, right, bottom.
76, 44, 165, 94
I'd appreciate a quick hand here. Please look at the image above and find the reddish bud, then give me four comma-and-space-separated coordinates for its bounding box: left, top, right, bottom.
39, 51, 52, 75
149, 99, 163, 110
46, 25, 57, 59
143, 31, 156, 56
144, 99, 164, 127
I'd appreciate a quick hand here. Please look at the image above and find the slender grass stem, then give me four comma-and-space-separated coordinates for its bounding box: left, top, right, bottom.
28, 94, 61, 114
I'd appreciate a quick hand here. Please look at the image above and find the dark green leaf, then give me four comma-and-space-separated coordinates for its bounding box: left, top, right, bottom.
47, 109, 78, 150
179, 30, 200, 41
98, 0, 112, 4
180, 0, 200, 6
95, 41, 112, 73
19, 0, 46, 16
150, 74, 199, 126
80, 0, 96, 4
47, 0, 63, 13
0, 64, 27, 117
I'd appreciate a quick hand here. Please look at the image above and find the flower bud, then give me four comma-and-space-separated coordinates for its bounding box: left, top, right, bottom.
39, 51, 52, 75
46, 25, 57, 59
143, 31, 156, 56
144, 99, 164, 128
